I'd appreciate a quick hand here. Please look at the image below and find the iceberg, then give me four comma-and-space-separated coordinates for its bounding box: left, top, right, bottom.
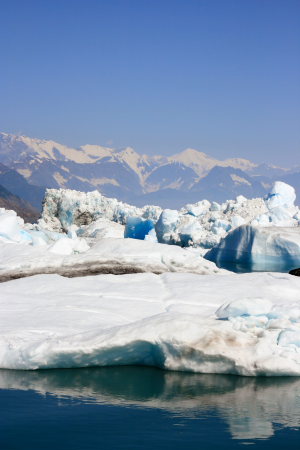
0, 271, 300, 375
155, 209, 180, 244
266, 181, 296, 209
205, 225, 300, 272
76, 218, 125, 240
0, 209, 32, 244
40, 188, 162, 232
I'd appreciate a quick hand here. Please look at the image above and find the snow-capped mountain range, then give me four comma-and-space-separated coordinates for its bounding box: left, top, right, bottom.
0, 131, 298, 210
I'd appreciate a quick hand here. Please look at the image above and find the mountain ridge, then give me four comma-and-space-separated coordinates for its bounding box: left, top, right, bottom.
0, 131, 263, 179
0, 131, 297, 209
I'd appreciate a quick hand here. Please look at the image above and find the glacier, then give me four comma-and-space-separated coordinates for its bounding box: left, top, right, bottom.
0, 271, 300, 375
40, 181, 300, 252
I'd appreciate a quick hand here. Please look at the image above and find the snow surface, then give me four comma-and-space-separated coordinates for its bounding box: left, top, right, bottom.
0, 237, 225, 282
0, 201, 225, 280
0, 271, 300, 375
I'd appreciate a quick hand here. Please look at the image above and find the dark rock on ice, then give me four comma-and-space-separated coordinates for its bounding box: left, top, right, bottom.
289, 268, 300, 277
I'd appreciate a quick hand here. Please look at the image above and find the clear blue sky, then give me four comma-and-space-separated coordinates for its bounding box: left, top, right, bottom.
0, 0, 299, 166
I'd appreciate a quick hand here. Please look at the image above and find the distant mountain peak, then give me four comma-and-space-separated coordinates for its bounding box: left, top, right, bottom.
169, 148, 215, 176
171, 147, 213, 159
169, 148, 257, 177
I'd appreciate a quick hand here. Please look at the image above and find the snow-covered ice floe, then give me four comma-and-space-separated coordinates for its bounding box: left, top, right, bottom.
0, 205, 225, 280
0, 237, 225, 282
1, 271, 300, 375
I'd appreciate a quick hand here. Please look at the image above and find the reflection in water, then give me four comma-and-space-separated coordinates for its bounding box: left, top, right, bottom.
215, 259, 298, 274
1, 367, 300, 440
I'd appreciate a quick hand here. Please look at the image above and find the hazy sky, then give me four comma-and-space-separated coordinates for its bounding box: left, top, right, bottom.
0, 0, 299, 166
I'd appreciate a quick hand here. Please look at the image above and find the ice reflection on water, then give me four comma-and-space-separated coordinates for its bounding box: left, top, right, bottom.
1, 366, 300, 440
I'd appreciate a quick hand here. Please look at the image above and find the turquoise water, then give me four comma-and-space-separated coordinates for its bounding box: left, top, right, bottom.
1, 367, 300, 449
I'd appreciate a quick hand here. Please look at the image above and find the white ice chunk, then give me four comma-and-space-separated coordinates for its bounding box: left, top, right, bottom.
49, 236, 89, 255
278, 330, 300, 348
216, 297, 273, 319
77, 218, 125, 240
49, 237, 77, 255
0, 210, 33, 244
155, 209, 179, 244
236, 195, 247, 204
144, 228, 158, 243
266, 181, 296, 209
231, 215, 246, 229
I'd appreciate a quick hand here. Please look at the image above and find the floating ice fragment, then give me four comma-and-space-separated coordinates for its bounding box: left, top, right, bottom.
216, 297, 273, 319
0, 210, 31, 243
266, 181, 296, 210
277, 330, 300, 349
231, 215, 245, 229
49, 236, 89, 255
144, 228, 158, 243
155, 209, 179, 244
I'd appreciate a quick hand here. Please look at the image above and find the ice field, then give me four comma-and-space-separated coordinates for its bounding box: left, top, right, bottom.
0, 181, 300, 375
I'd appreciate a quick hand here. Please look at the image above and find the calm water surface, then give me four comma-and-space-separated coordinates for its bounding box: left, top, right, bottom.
1, 366, 300, 449
213, 259, 299, 274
